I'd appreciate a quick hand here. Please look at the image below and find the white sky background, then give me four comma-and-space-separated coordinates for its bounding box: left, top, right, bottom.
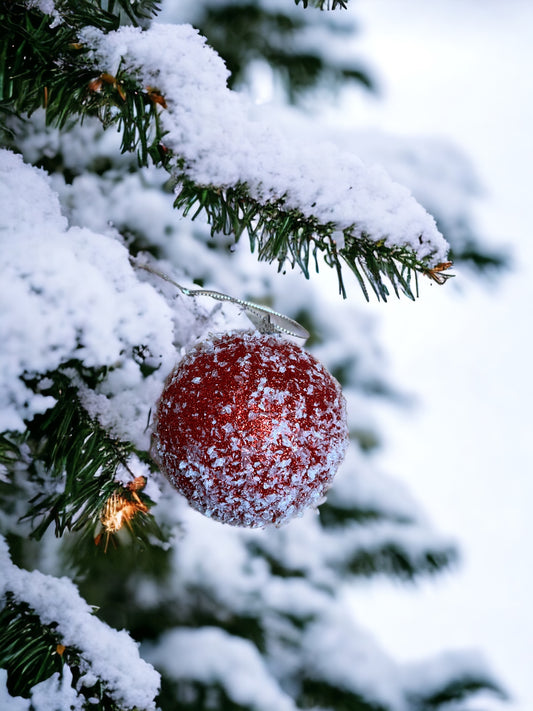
337, 1, 533, 709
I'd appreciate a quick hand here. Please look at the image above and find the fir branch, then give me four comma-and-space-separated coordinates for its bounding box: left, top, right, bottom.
174, 179, 436, 300
0, 432, 22, 470
24, 391, 129, 539
410, 674, 508, 711
0, 6, 164, 162
247, 532, 456, 582
1, 7, 452, 299
85, 64, 165, 162
194, 4, 373, 101
295, 0, 349, 9
299, 679, 385, 711
0, 595, 64, 699
319, 502, 413, 528
66, 0, 160, 28
450, 240, 509, 274
344, 541, 457, 581
0, 537, 161, 707
0, 594, 154, 710
3, 0, 159, 30
0, 7, 88, 117
0, 432, 34, 537
16, 369, 158, 549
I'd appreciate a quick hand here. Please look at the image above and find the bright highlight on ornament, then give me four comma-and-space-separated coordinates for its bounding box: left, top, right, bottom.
152, 331, 348, 527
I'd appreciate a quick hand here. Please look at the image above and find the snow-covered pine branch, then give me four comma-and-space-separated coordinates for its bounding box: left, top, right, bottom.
2, 2, 453, 299
0, 535, 160, 710
294, 0, 350, 10
0, 150, 176, 436
78, 22, 450, 300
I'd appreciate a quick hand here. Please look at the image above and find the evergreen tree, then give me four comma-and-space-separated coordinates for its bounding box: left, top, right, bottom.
0, 1, 507, 710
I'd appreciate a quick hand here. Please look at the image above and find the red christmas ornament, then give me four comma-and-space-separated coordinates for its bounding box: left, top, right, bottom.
152, 331, 348, 527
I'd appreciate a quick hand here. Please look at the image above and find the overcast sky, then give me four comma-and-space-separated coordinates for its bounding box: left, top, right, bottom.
340, 1, 533, 709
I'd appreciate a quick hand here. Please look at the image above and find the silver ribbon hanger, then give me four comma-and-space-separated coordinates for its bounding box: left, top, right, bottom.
132, 258, 310, 341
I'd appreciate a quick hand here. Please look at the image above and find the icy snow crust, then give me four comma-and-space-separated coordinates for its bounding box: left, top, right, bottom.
81, 23, 449, 265
0, 535, 160, 710
152, 331, 348, 527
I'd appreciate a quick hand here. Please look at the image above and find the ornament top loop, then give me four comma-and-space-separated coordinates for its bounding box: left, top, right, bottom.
133, 258, 310, 341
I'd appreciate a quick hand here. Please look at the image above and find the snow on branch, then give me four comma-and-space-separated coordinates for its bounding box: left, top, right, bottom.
80, 23, 450, 299
295, 0, 350, 9
0, 535, 160, 710
403, 650, 507, 707
145, 626, 298, 711
0, 149, 175, 436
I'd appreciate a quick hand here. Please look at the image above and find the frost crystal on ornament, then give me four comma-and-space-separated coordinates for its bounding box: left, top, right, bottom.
152, 331, 348, 527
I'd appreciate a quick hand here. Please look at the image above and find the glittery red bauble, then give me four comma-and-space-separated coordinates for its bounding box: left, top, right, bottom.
152, 331, 348, 527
